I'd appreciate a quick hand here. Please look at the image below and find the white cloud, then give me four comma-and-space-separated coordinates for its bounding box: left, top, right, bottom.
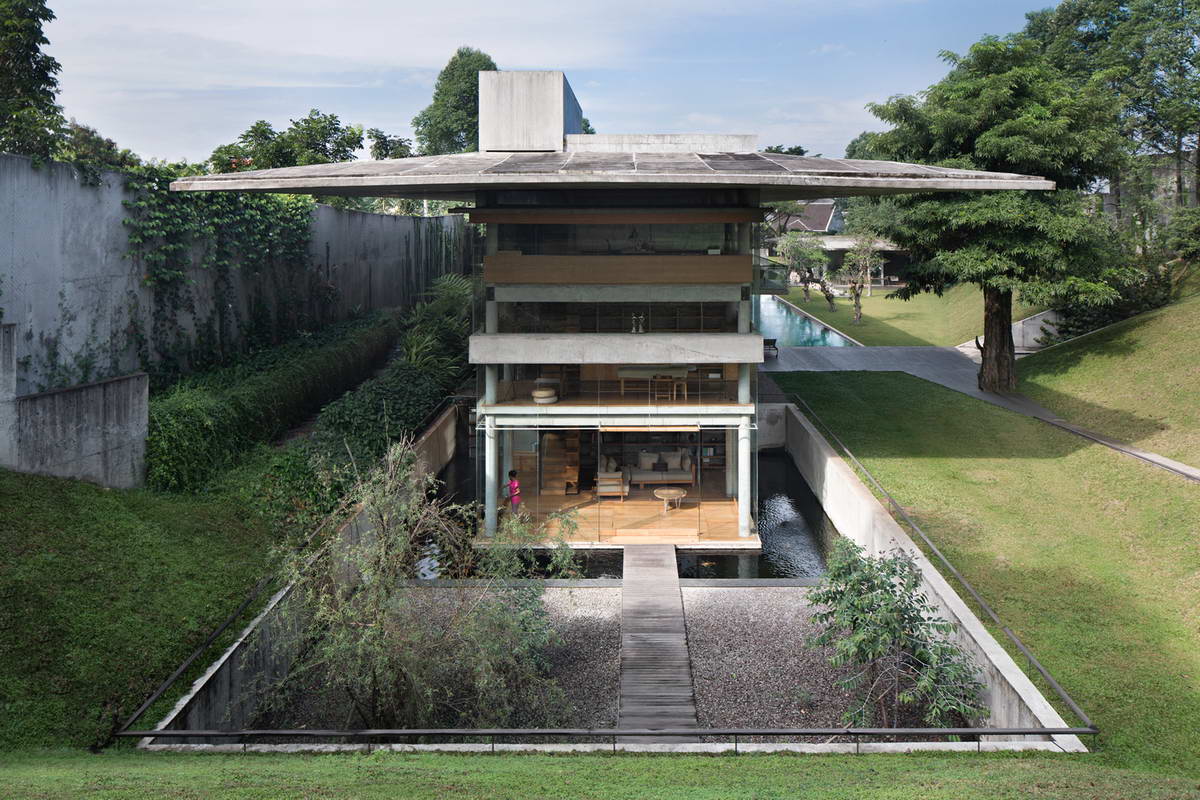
42, 0, 929, 160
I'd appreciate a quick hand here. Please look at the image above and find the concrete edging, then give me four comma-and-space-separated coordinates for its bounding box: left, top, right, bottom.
782, 403, 1087, 753
772, 295, 866, 347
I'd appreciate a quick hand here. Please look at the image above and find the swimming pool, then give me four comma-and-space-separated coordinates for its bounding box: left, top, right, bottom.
753, 294, 856, 347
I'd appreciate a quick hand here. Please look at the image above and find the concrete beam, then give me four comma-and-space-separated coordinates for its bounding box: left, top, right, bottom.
492, 284, 742, 303
469, 333, 764, 365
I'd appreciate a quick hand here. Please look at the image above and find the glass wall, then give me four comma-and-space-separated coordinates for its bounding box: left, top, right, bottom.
490, 363, 743, 407
477, 424, 744, 544
497, 301, 738, 334
498, 223, 738, 256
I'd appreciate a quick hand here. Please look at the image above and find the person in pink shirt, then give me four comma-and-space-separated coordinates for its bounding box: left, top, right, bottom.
506, 470, 521, 515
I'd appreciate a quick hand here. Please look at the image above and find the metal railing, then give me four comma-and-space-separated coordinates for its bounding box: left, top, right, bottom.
787, 392, 1096, 733
118, 725, 1096, 751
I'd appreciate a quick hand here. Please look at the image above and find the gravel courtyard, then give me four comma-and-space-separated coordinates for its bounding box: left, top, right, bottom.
543, 587, 621, 728
682, 587, 853, 738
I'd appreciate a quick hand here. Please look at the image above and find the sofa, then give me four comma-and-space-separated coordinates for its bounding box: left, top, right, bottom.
599, 449, 696, 490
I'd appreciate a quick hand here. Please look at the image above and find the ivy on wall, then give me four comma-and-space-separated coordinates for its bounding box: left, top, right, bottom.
122, 163, 325, 388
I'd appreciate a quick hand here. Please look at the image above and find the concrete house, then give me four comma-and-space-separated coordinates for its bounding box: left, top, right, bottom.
173, 70, 1052, 548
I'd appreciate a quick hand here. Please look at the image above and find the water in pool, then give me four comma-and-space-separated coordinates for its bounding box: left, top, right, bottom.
676, 450, 833, 579
753, 294, 855, 347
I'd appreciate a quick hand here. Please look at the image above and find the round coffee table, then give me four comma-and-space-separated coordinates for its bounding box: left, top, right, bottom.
653, 486, 687, 514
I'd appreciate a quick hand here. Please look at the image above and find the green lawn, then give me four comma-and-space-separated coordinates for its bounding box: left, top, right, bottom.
785, 283, 1042, 347
0, 469, 279, 750
6, 749, 1200, 799
772, 371, 1200, 780
1019, 290, 1200, 467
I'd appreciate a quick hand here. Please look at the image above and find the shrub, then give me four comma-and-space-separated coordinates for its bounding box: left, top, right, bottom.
146, 313, 401, 491
811, 538, 989, 729
249, 440, 578, 731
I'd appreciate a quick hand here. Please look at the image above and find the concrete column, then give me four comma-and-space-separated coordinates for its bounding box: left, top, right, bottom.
484, 415, 498, 536
737, 221, 752, 254
737, 554, 754, 578
737, 299, 750, 333
725, 427, 736, 497
737, 416, 752, 538
485, 300, 498, 333
484, 365, 497, 404
501, 429, 513, 483
738, 364, 751, 404
0, 324, 17, 469
485, 224, 498, 255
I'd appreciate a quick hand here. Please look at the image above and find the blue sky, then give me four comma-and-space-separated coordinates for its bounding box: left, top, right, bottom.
46, 0, 1051, 163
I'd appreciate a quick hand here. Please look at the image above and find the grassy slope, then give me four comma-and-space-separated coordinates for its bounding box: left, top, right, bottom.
7, 750, 1200, 799
0, 469, 278, 749
773, 371, 1200, 779
785, 283, 1042, 347
1019, 289, 1200, 467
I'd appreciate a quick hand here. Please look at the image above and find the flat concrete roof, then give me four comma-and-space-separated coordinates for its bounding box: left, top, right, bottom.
170, 151, 1055, 202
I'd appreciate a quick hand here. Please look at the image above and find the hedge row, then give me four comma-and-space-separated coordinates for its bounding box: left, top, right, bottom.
147, 313, 402, 491
238, 276, 475, 531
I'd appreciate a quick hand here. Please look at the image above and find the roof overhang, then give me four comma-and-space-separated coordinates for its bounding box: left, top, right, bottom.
170, 151, 1055, 202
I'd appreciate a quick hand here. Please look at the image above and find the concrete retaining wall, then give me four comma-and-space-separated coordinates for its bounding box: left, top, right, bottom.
0, 153, 471, 395
1013, 309, 1063, 350
782, 404, 1085, 752
146, 410, 462, 742
1, 323, 147, 487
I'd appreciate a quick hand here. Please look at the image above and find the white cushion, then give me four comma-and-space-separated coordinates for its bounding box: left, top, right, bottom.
663, 451, 682, 470
681, 453, 692, 471
638, 452, 658, 470
531, 387, 557, 399
607, 456, 619, 472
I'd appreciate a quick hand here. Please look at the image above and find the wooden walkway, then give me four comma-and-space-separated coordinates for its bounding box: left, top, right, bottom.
618, 545, 699, 742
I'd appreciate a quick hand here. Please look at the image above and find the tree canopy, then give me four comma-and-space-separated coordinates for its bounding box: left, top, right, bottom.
860, 35, 1128, 390
209, 110, 365, 173
763, 144, 808, 156
0, 0, 65, 161
411, 47, 499, 155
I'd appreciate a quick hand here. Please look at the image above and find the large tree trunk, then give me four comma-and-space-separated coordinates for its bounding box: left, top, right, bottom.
978, 287, 1016, 393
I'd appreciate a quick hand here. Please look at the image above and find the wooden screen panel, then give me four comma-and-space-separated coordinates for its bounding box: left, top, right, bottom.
484, 254, 752, 284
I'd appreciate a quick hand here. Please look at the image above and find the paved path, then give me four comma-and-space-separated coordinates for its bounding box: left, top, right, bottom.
762, 346, 1200, 483
618, 545, 699, 742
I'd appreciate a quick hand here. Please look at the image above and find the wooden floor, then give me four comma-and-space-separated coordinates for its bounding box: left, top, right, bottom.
514, 481, 756, 546
618, 545, 699, 742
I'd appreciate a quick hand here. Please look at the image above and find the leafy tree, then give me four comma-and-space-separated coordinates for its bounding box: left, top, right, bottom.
838, 237, 884, 322
861, 36, 1127, 391
411, 46, 499, 155
56, 120, 141, 173
844, 131, 881, 160
580, 117, 596, 134
209, 110, 365, 173
812, 539, 989, 729
253, 438, 579, 730
763, 144, 808, 156
1165, 206, 1200, 262
366, 127, 412, 161
1025, 0, 1200, 209
0, 0, 65, 161
777, 230, 832, 306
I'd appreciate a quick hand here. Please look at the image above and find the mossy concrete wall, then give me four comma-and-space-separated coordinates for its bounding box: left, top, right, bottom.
0, 153, 472, 395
